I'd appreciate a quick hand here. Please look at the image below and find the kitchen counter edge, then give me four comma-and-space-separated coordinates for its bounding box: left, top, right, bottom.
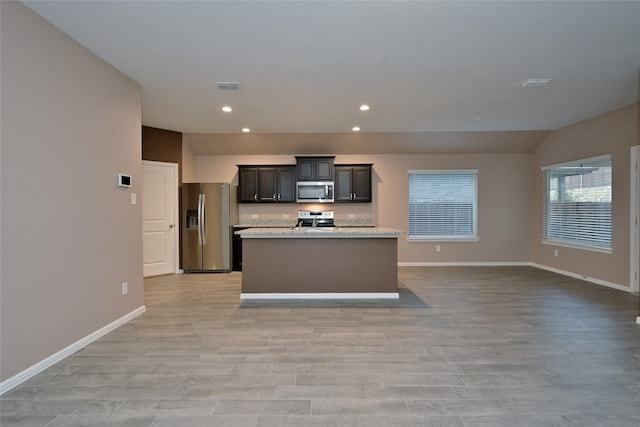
236, 227, 403, 239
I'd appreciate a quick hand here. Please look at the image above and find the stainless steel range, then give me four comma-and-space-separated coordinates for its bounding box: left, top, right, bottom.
297, 210, 335, 228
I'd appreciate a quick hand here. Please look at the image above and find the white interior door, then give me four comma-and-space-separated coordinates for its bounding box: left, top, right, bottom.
143, 161, 178, 277
633, 146, 640, 294
633, 146, 639, 324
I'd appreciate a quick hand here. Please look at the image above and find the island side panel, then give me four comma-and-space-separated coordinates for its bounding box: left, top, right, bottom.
241, 237, 398, 294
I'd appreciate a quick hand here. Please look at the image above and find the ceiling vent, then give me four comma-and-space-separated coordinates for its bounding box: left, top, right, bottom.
518, 79, 552, 88
215, 82, 240, 91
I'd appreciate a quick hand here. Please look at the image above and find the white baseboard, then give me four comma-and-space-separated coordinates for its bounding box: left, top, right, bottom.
398, 261, 633, 294
398, 262, 529, 267
529, 263, 630, 292
0, 305, 146, 396
241, 293, 399, 300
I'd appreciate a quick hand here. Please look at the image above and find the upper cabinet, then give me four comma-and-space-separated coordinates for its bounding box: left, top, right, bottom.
238, 165, 296, 203
238, 167, 259, 202
334, 164, 372, 203
269, 167, 296, 202
296, 156, 334, 181
238, 159, 372, 204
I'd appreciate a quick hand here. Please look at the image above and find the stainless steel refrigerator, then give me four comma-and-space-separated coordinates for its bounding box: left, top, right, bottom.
182, 183, 238, 272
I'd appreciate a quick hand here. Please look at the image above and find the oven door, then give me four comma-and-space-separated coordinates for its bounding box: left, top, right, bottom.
296, 181, 334, 203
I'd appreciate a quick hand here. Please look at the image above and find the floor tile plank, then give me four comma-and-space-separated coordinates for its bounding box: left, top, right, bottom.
2, 267, 639, 425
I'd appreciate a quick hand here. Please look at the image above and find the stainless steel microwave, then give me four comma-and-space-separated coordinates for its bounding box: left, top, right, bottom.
296, 181, 334, 203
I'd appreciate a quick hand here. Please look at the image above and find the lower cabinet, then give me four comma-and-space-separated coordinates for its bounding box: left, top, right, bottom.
232, 226, 249, 271
335, 165, 372, 202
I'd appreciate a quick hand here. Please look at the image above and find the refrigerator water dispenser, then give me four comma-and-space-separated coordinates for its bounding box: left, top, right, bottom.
185, 210, 198, 230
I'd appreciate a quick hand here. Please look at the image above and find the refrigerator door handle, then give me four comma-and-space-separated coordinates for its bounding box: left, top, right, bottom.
201, 194, 206, 245
197, 194, 203, 245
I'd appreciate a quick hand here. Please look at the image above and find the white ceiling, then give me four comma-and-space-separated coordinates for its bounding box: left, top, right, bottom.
24, 1, 640, 139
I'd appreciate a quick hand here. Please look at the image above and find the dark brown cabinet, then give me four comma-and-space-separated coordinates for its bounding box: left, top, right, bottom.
296, 156, 334, 181
258, 167, 295, 202
232, 226, 249, 271
238, 167, 259, 202
238, 165, 295, 203
274, 168, 296, 202
239, 160, 372, 203
335, 165, 372, 202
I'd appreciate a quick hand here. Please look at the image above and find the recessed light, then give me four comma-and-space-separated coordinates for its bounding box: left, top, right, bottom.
359, 104, 370, 111
242, 128, 250, 133
352, 126, 361, 132
222, 105, 232, 112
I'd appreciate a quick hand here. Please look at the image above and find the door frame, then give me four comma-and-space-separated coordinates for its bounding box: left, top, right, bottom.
631, 146, 639, 295
142, 160, 180, 275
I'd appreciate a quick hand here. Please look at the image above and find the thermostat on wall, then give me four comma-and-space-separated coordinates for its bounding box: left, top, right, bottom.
118, 174, 132, 188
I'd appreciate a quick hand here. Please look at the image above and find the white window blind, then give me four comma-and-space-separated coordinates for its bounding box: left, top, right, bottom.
543, 155, 612, 250
408, 170, 478, 240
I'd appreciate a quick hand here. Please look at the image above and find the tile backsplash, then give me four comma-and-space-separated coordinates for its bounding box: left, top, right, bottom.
237, 208, 375, 227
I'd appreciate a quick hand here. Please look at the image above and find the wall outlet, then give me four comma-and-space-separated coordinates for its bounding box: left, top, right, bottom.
121, 282, 128, 295
436, 245, 441, 253
130, 193, 137, 205
553, 249, 559, 257
252, 214, 259, 219
283, 214, 289, 219
348, 214, 355, 219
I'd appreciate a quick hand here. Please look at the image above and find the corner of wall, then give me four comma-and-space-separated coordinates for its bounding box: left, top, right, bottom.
182, 137, 197, 182
529, 104, 636, 288
1, 0, 143, 384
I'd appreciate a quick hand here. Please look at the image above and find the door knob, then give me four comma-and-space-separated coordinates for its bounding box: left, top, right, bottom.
169, 224, 175, 228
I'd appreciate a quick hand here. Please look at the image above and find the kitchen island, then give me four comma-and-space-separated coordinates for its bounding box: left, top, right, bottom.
237, 227, 403, 299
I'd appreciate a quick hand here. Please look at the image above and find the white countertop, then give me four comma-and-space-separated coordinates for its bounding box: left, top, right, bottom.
237, 227, 403, 239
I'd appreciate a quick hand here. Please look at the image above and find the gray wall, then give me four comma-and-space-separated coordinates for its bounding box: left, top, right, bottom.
1, 2, 144, 382
193, 153, 533, 264
1, 0, 636, 387
189, 102, 638, 288
530, 103, 637, 288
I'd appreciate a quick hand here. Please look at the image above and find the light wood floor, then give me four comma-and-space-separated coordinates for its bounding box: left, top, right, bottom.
2, 267, 640, 426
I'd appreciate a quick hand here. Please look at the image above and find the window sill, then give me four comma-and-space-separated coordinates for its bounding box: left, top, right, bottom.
541, 239, 613, 254
409, 236, 480, 243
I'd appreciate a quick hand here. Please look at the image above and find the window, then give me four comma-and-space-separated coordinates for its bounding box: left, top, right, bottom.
543, 155, 612, 251
408, 170, 478, 241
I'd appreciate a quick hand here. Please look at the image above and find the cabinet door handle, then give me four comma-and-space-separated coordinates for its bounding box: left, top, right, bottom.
278, 193, 281, 200
254, 193, 258, 202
